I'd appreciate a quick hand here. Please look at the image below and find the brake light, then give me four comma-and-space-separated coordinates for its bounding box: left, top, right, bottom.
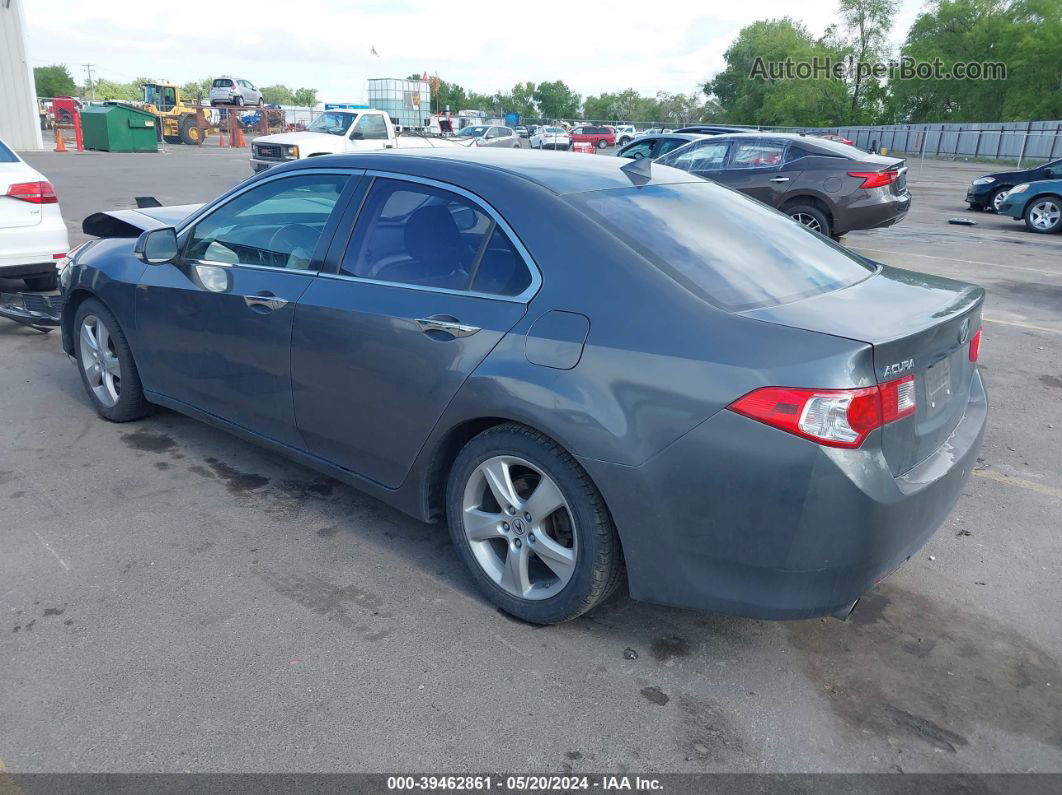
728, 376, 917, 449
6, 181, 58, 204
969, 328, 982, 362
848, 170, 898, 189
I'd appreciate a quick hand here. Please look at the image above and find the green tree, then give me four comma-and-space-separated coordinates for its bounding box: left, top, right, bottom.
181, 77, 214, 103
832, 0, 899, 123
34, 65, 76, 98
533, 80, 581, 120
261, 84, 296, 105
292, 87, 318, 107
707, 18, 849, 126
91, 78, 139, 101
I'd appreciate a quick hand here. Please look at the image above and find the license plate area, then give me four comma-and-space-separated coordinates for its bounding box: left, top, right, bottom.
925, 356, 952, 412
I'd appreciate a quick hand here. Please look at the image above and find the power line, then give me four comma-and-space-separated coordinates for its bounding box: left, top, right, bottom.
82, 64, 95, 101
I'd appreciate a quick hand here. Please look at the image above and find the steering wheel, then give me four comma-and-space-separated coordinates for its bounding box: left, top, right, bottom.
267, 224, 319, 268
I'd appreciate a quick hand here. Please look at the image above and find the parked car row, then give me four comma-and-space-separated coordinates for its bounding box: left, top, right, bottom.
967, 157, 1062, 234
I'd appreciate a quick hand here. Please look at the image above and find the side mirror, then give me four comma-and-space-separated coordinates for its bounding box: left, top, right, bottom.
134, 227, 179, 265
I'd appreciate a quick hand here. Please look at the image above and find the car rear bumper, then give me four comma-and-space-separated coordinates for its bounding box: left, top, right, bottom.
578, 370, 987, 620
834, 191, 910, 235
0, 216, 69, 275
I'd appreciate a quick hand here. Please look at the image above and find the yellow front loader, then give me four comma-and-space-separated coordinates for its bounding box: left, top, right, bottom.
140, 82, 215, 145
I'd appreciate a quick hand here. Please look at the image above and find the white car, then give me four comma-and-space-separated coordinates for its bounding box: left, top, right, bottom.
614, 125, 637, 145
0, 138, 69, 291
530, 126, 571, 151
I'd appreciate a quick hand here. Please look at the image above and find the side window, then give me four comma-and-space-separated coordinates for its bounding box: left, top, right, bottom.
621, 141, 654, 160
785, 145, 812, 162
730, 141, 786, 169
184, 174, 348, 270
341, 178, 531, 296
655, 138, 688, 157
353, 114, 389, 140
661, 140, 730, 171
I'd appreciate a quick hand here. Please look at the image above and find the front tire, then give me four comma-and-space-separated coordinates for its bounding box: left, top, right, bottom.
179, 117, 201, 145
597, 139, 608, 149
785, 203, 832, 237
1024, 196, 1062, 233
73, 298, 153, 422
988, 187, 1011, 213
446, 424, 624, 624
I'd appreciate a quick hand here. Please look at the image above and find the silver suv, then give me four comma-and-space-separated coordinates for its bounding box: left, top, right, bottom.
209, 77, 263, 107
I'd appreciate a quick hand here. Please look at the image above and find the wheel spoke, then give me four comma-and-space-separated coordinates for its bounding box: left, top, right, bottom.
500, 543, 531, 597
96, 321, 110, 352
531, 532, 576, 583
80, 322, 98, 353
524, 476, 565, 520
481, 458, 520, 511
464, 508, 503, 542
102, 353, 121, 376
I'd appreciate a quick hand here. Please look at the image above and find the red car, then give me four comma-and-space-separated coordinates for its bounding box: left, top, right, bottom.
819, 133, 856, 147
568, 125, 615, 150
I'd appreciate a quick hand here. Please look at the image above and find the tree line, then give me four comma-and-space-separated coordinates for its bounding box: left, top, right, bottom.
32, 66, 316, 107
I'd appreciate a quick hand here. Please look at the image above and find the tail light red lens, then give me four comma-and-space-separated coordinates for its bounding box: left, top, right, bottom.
6, 181, 58, 204
969, 328, 982, 362
847, 170, 898, 189
728, 376, 917, 449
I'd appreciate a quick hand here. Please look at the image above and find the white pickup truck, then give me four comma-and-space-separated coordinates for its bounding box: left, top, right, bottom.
250, 109, 455, 172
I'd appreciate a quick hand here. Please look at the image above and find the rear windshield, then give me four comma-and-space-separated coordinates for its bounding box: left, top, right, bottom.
212, 79, 233, 87
0, 140, 18, 162
569, 181, 875, 311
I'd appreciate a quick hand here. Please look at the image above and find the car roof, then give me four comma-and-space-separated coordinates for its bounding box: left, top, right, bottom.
626, 132, 704, 143
285, 148, 699, 195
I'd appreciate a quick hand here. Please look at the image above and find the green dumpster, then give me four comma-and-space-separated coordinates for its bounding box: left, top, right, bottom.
81, 103, 158, 153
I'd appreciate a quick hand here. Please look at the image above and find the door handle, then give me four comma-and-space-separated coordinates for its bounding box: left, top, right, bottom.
415, 316, 480, 338
243, 293, 288, 311
769, 176, 790, 183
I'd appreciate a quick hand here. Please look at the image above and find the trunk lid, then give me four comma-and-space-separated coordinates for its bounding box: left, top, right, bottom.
743, 265, 984, 475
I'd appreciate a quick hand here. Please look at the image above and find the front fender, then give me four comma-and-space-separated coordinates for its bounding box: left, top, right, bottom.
61, 239, 146, 356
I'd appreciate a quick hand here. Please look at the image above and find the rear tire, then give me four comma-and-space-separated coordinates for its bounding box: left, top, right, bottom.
1023, 196, 1062, 234
73, 298, 154, 423
597, 139, 608, 149
234, 95, 244, 107
23, 272, 58, 292
785, 203, 832, 237
446, 424, 625, 624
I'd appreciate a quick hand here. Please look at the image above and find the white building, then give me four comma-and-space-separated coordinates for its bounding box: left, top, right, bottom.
0, 0, 43, 150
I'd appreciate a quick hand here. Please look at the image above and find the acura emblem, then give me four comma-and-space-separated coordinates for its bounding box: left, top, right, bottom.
959, 318, 970, 344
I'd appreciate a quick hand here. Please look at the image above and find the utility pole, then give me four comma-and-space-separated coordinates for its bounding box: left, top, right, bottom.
82, 64, 95, 101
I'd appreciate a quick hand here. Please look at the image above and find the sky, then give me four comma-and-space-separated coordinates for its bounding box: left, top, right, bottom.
24, 0, 928, 103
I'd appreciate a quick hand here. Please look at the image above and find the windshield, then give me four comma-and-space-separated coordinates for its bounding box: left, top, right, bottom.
0, 139, 18, 162
543, 127, 564, 135
456, 126, 488, 138
569, 181, 875, 311
307, 112, 358, 136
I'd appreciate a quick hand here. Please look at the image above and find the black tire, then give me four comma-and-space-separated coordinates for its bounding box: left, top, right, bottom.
988, 186, 1011, 213
785, 203, 832, 237
597, 139, 608, 149
23, 272, 58, 292
1023, 195, 1062, 234
234, 95, 244, 106
73, 298, 154, 423
257, 98, 264, 107
446, 423, 625, 624
178, 117, 201, 145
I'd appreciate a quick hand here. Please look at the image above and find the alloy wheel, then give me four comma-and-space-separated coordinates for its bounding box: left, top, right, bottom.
461, 455, 577, 600
992, 190, 1008, 211
79, 315, 121, 407
792, 212, 823, 233
1029, 200, 1061, 231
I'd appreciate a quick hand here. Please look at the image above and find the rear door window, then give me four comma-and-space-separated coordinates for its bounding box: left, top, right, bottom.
569, 181, 874, 311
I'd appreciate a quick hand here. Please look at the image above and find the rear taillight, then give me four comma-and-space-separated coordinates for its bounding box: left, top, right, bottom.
969, 328, 982, 362
847, 170, 898, 189
728, 376, 917, 449
6, 181, 58, 204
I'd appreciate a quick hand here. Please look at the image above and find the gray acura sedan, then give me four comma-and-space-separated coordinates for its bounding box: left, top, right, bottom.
60, 149, 987, 624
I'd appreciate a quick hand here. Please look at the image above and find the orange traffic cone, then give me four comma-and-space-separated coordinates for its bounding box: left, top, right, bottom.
235, 125, 246, 148
218, 129, 226, 148
54, 128, 67, 153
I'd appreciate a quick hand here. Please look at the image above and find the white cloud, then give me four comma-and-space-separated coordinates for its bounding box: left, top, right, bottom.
24, 0, 927, 102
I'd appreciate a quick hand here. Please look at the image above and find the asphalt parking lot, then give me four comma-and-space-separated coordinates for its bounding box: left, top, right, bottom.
2, 145, 1060, 774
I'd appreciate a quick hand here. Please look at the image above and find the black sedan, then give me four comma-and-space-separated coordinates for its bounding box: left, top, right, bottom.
965, 158, 1062, 212
60, 149, 985, 624
657, 132, 911, 239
